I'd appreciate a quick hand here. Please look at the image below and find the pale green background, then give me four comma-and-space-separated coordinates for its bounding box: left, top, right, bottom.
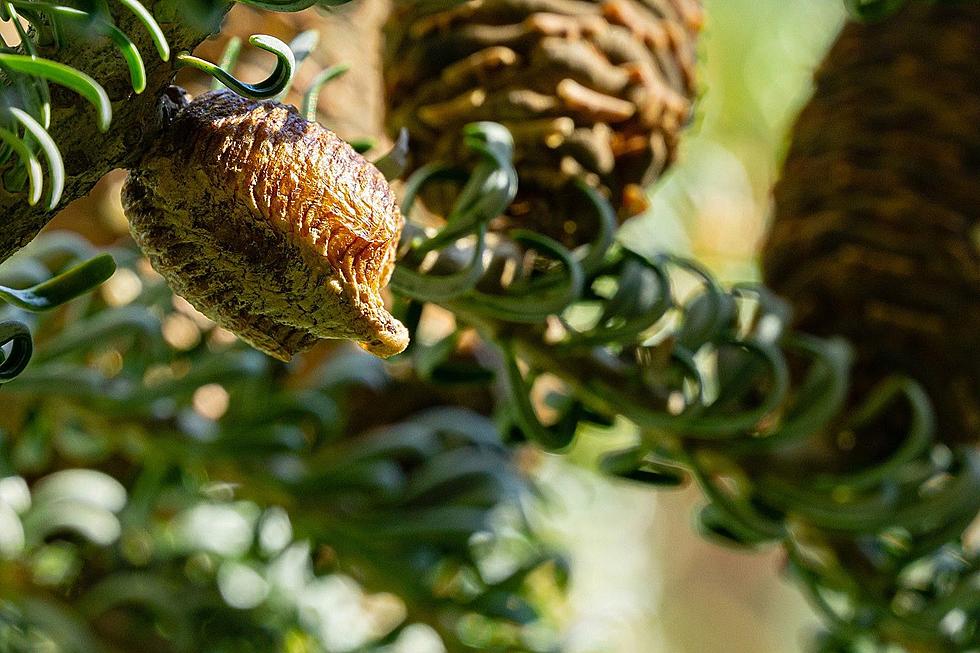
540, 1, 847, 651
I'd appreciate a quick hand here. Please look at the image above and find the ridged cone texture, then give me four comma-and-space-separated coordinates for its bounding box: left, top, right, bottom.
383, 0, 702, 246
124, 90, 408, 361
764, 3, 980, 449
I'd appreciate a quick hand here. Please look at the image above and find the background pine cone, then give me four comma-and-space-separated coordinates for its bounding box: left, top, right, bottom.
383, 0, 702, 246
764, 2, 980, 452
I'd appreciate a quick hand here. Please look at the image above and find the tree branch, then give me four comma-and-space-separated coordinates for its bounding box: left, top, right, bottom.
0, 1, 232, 264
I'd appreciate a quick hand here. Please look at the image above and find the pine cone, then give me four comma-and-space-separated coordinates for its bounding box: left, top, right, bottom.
123, 89, 409, 361
764, 3, 980, 448
383, 0, 702, 246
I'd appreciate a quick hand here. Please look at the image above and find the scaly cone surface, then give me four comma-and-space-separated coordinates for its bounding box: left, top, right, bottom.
383, 0, 702, 246
764, 2, 980, 455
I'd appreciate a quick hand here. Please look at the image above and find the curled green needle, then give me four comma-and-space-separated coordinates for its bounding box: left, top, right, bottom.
176, 34, 295, 100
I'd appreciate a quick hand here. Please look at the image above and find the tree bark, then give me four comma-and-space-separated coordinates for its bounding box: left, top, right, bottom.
0, 1, 232, 264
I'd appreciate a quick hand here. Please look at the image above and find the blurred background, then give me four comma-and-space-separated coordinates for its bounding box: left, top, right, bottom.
4, 0, 850, 651
513, 0, 847, 651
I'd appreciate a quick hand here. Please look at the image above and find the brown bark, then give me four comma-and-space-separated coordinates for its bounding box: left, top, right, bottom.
764, 3, 980, 455
0, 1, 236, 265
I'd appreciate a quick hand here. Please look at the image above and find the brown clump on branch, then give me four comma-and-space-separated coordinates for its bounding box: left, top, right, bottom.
383, 0, 702, 246
124, 89, 409, 361
764, 3, 980, 453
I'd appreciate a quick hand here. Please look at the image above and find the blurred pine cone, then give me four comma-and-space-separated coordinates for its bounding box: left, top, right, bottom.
383, 0, 702, 246
764, 3, 980, 449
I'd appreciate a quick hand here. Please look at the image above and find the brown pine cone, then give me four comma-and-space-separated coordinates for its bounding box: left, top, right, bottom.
383, 0, 702, 246
123, 89, 409, 361
764, 3, 980, 449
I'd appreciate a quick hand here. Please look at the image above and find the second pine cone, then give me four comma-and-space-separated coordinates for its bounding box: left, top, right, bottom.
383, 0, 702, 246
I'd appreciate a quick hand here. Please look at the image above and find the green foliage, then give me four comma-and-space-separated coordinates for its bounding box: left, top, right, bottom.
176, 34, 296, 100
0, 250, 113, 383
0, 254, 114, 311
391, 122, 980, 651
0, 231, 563, 652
